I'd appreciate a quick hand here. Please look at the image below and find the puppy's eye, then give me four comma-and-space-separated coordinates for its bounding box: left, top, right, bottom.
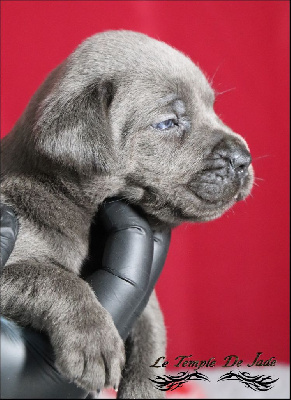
152, 119, 177, 130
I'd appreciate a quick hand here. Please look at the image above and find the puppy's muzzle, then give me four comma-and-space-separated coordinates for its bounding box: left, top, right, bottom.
187, 137, 252, 204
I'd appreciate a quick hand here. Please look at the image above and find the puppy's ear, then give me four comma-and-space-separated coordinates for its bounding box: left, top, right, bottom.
31, 72, 116, 175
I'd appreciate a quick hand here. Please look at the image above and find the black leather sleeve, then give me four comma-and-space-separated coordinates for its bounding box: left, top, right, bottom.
0, 201, 171, 399
87, 200, 154, 340
123, 226, 171, 336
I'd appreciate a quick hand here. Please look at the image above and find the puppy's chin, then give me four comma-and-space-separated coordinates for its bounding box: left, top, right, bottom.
119, 188, 219, 227
119, 164, 254, 227
140, 199, 235, 227
141, 196, 247, 227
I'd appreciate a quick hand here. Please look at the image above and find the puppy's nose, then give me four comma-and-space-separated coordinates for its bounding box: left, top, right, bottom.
212, 137, 252, 178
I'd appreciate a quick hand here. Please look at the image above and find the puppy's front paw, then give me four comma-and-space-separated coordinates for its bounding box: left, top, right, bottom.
52, 309, 125, 392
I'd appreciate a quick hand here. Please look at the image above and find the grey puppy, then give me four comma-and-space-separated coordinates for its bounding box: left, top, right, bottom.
1, 30, 254, 398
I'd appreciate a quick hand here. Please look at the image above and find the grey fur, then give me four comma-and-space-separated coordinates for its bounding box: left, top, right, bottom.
0, 30, 253, 397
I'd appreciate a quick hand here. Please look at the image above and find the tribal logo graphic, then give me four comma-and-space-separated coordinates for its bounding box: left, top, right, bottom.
149, 371, 209, 391
149, 370, 279, 392
218, 370, 279, 391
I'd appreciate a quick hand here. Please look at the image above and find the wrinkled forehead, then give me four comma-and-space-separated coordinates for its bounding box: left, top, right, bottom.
116, 64, 215, 117
124, 38, 213, 101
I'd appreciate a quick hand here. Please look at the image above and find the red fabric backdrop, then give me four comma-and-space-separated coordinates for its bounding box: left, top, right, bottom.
1, 1, 289, 365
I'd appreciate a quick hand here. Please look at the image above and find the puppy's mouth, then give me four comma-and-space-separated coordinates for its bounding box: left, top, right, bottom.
154, 169, 253, 225
186, 165, 252, 205
122, 164, 253, 226
122, 171, 252, 227
185, 138, 253, 207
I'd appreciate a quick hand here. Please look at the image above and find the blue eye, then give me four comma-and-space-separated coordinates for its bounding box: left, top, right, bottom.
153, 119, 177, 130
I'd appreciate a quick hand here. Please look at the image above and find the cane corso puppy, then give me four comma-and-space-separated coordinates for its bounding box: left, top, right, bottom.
1, 30, 253, 397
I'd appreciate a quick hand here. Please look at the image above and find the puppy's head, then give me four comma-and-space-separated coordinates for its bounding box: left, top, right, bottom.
21, 30, 254, 226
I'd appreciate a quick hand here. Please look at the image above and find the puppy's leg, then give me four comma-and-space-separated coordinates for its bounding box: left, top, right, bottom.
0, 262, 125, 392
117, 291, 166, 399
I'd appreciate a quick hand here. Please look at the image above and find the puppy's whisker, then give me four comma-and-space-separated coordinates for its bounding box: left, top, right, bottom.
215, 87, 236, 97
254, 177, 265, 182
209, 60, 225, 87
252, 154, 271, 162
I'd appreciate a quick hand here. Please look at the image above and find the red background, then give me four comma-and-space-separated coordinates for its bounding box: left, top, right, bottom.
1, 1, 289, 365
